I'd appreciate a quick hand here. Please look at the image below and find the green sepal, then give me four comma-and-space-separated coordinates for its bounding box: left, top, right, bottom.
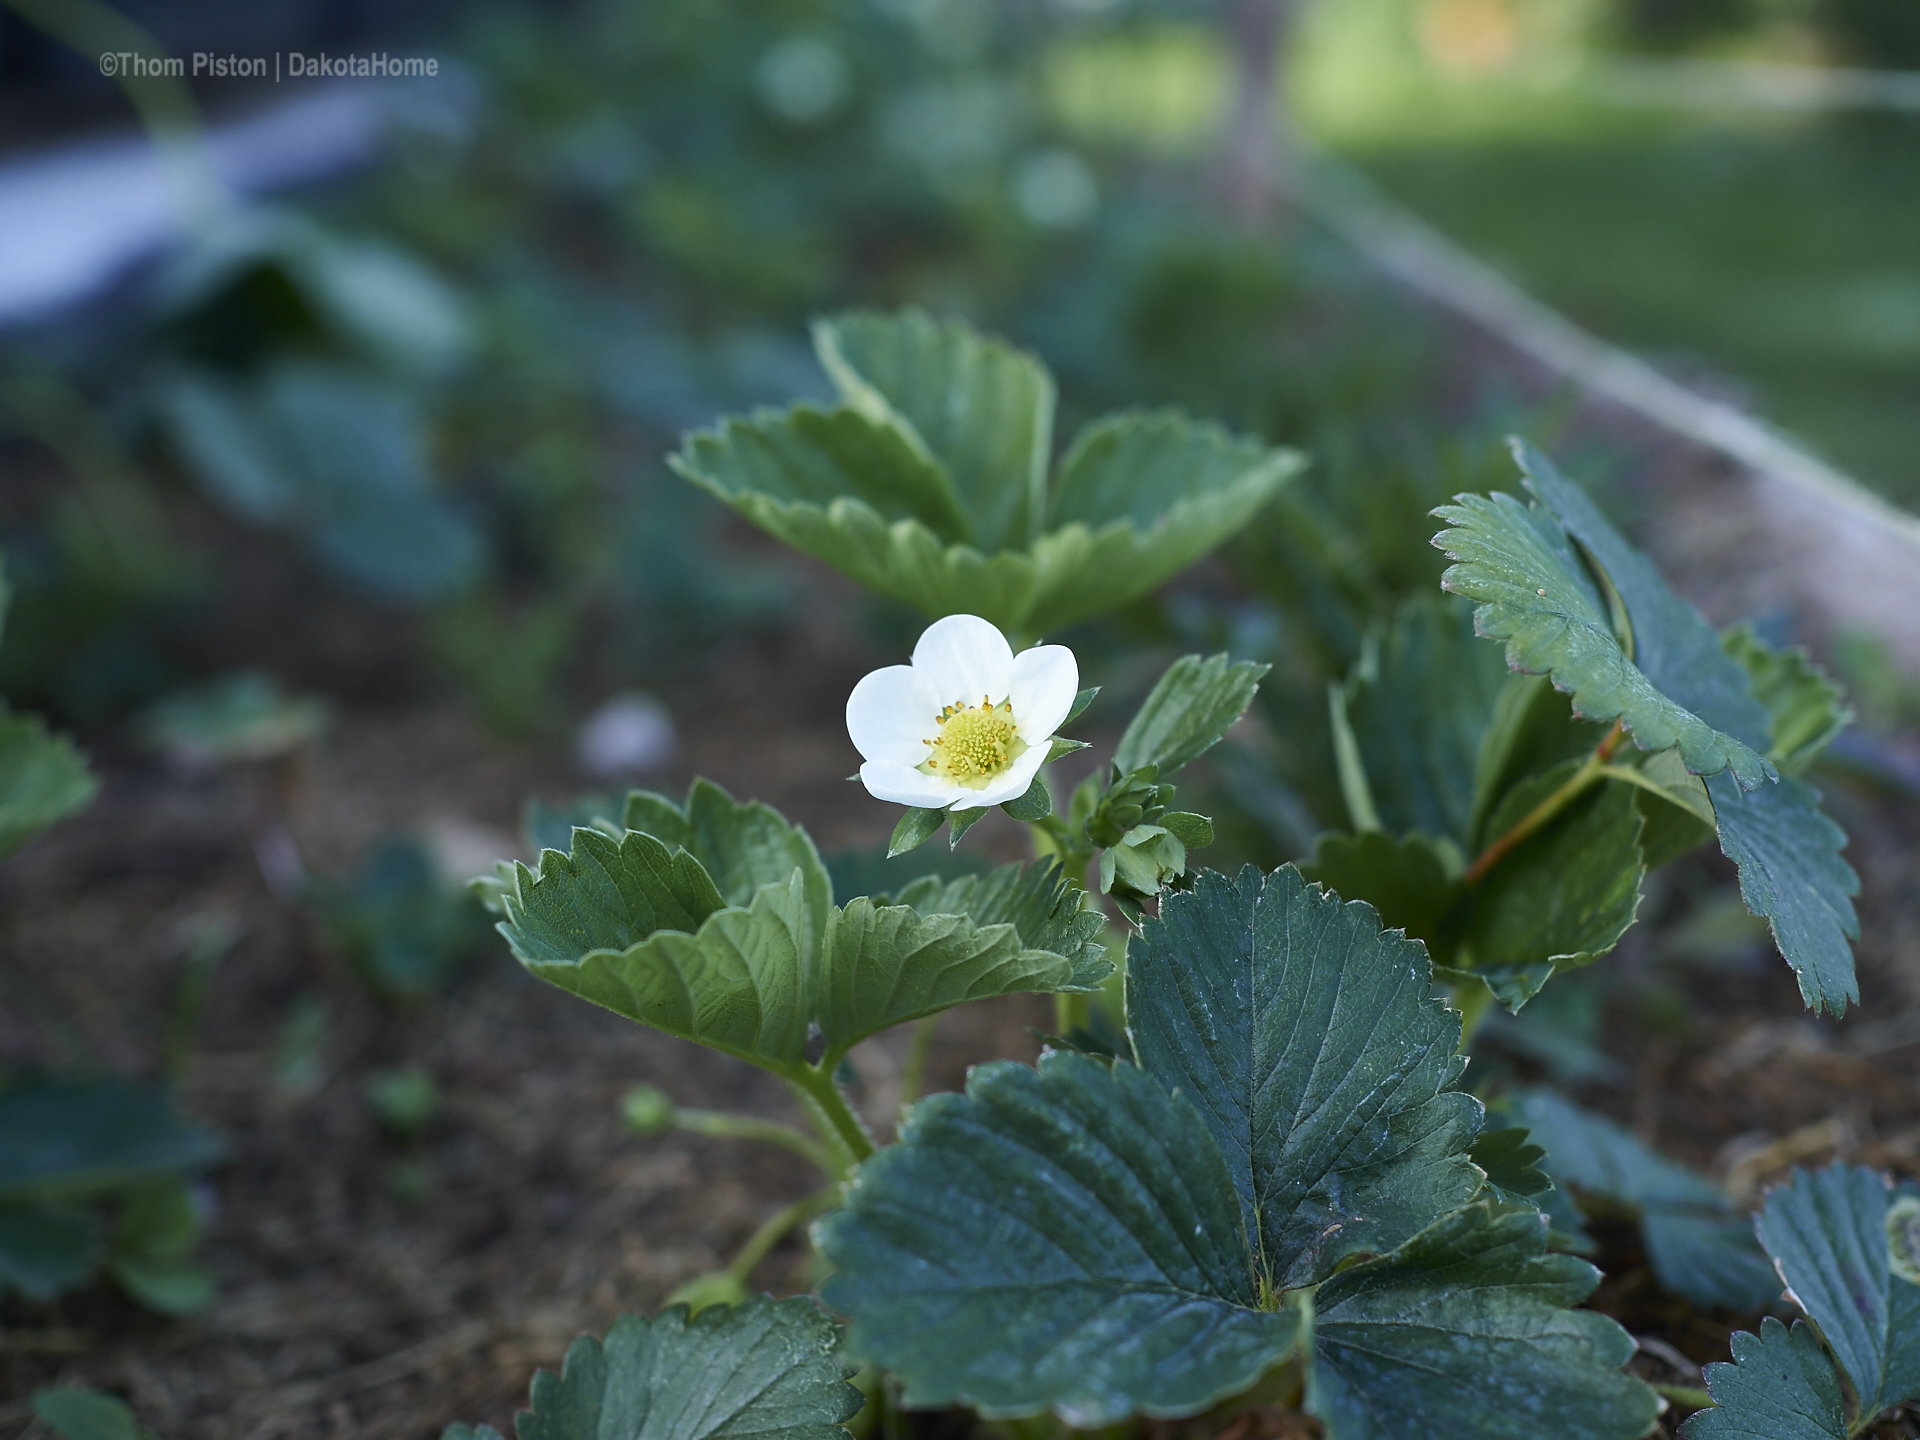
1063, 686, 1099, 726
464, 1297, 863, 1440
1044, 736, 1090, 762
947, 805, 986, 849
1000, 774, 1052, 822
888, 807, 945, 859
1113, 653, 1270, 779
1157, 811, 1213, 848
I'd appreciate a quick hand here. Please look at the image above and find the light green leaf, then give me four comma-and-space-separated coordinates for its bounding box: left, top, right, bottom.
1755, 1164, 1920, 1420
1432, 487, 1772, 790
0, 706, 98, 859
1508, 1089, 1777, 1312
1721, 627, 1850, 774
1127, 867, 1482, 1286
818, 1052, 1304, 1425
891, 860, 1112, 989
1309, 1202, 1660, 1440
496, 827, 729, 967
1706, 772, 1859, 1017
1681, 1318, 1846, 1440
484, 1297, 861, 1440
1459, 763, 1645, 1011
1342, 595, 1509, 848
1112, 653, 1270, 779
814, 308, 1052, 553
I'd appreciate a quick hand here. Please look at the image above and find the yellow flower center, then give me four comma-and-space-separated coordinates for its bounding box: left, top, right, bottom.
918, 695, 1028, 789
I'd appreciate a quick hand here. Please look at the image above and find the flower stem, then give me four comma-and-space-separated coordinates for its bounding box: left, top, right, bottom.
785, 1066, 875, 1177
1462, 720, 1626, 888
898, 1015, 938, 1112
723, 1187, 839, 1287
667, 1105, 841, 1176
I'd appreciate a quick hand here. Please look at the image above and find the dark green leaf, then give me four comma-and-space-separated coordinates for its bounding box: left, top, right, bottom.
0, 1080, 223, 1202
1342, 596, 1509, 847
1508, 1090, 1776, 1311
1000, 774, 1051, 822
1721, 627, 1850, 774
1707, 773, 1859, 1017
1460, 765, 1645, 1011
1680, 1318, 1846, 1440
1127, 867, 1482, 1286
30, 1388, 149, 1440
814, 309, 1053, 554
1471, 1127, 1553, 1205
1431, 484, 1772, 790
1755, 1164, 1920, 1419
887, 806, 944, 858
0, 707, 97, 859
1113, 653, 1271, 779
1310, 1202, 1659, 1440
0, 1202, 102, 1301
818, 1052, 1304, 1425
1298, 830, 1463, 958
506, 1297, 861, 1440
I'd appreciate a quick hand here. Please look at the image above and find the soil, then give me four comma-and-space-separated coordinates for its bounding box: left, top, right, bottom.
4, 385, 1920, 1440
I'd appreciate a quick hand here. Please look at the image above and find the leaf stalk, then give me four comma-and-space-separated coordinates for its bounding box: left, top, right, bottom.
785, 1066, 876, 1176
1462, 719, 1626, 887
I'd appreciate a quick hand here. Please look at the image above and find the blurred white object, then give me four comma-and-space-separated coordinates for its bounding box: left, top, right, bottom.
577, 694, 678, 777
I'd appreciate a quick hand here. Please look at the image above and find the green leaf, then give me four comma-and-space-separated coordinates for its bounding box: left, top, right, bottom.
1309, 1202, 1660, 1440
1127, 867, 1482, 1286
1508, 1089, 1777, 1312
1471, 1127, 1553, 1205
1707, 772, 1859, 1017
0, 1080, 223, 1202
110, 1256, 215, 1317
1755, 1164, 1920, 1420
621, 779, 833, 942
30, 1388, 150, 1440
1298, 830, 1463, 957
1342, 596, 1509, 848
0, 706, 97, 859
1113, 653, 1271, 779
499, 1297, 861, 1440
1432, 487, 1773, 791
1469, 675, 1611, 850
814, 309, 1053, 554
891, 860, 1112, 990
1632, 748, 1719, 869
1459, 764, 1645, 1010
442, 1428, 504, 1440
1721, 627, 1850, 774
1680, 1318, 1846, 1440
134, 671, 329, 765
1158, 811, 1214, 848
0, 1201, 102, 1300
887, 806, 945, 859
817, 1052, 1304, 1425
496, 827, 730, 968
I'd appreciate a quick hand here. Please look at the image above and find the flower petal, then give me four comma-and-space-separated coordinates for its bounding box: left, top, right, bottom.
860, 760, 960, 809
911, 614, 1014, 708
1008, 644, 1079, 742
955, 743, 1049, 810
847, 664, 941, 766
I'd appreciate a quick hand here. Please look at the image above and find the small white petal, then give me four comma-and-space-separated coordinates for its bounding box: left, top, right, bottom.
912, 614, 1013, 707
860, 760, 960, 808
847, 665, 941, 766
956, 744, 1049, 810
1009, 644, 1078, 742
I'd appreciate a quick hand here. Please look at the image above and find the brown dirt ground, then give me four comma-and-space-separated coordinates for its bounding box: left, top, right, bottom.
3, 422, 1920, 1439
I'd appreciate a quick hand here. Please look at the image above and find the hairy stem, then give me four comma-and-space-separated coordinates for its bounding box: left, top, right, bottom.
669, 1106, 841, 1176
724, 1187, 839, 1286
785, 1067, 875, 1176
1463, 719, 1626, 887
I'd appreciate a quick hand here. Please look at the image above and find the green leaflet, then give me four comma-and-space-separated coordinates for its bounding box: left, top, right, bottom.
1309, 1203, 1660, 1440
818, 1052, 1303, 1426
1722, 626, 1851, 774
0, 1080, 224, 1202
1458, 763, 1645, 1009
1508, 1089, 1777, 1312
889, 860, 1112, 990
1469, 1128, 1554, 1207
0, 707, 98, 859
1112, 652, 1271, 779
1299, 830, 1462, 956
671, 312, 1301, 634
1431, 488, 1772, 790
1681, 1318, 1846, 1440
1754, 1165, 1920, 1421
1706, 772, 1859, 1016
1341, 595, 1509, 848
30, 1388, 152, 1440
1469, 675, 1611, 851
814, 308, 1052, 554
500, 789, 1096, 1072
444, 1297, 862, 1440
1127, 867, 1482, 1284
821, 865, 1654, 1432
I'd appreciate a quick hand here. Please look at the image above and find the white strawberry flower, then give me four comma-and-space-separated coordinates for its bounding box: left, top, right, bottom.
846, 614, 1078, 812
